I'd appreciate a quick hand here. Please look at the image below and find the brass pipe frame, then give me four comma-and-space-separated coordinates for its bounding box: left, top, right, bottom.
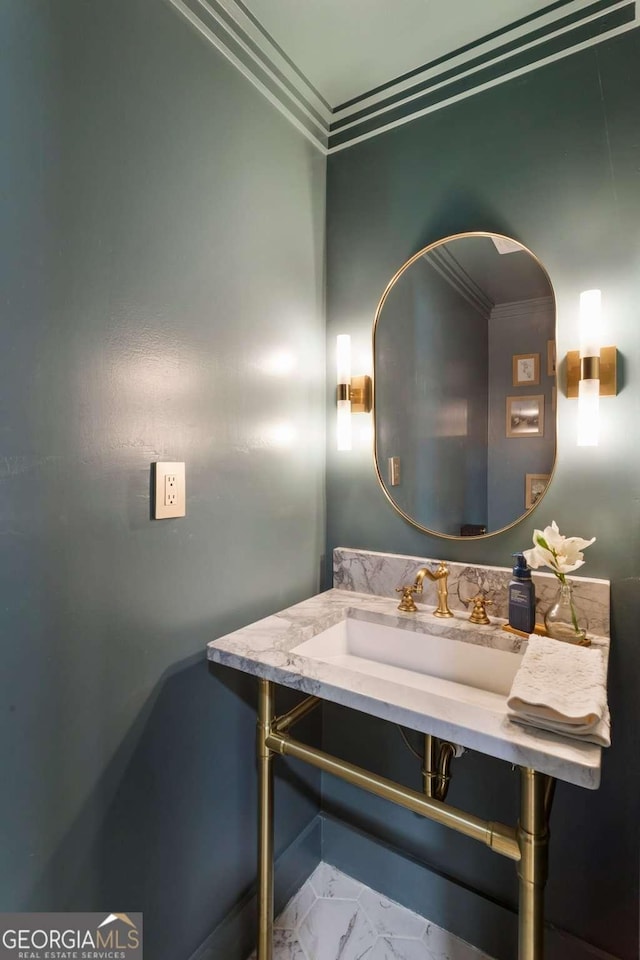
257, 690, 555, 959
517, 768, 553, 960
257, 680, 275, 960
266, 728, 519, 861
273, 695, 321, 734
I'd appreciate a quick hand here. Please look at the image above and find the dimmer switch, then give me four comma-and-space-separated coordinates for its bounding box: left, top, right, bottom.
154, 462, 186, 519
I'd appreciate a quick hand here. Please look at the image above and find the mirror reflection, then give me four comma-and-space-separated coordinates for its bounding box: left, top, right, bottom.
374, 233, 556, 538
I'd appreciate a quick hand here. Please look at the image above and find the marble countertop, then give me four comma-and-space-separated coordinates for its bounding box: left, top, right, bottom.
208, 588, 608, 789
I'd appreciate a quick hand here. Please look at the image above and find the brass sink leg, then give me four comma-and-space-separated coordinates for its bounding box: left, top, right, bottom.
517, 768, 554, 960
255, 687, 556, 960
257, 679, 275, 960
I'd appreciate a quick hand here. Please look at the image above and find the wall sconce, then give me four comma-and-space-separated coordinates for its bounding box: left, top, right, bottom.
566, 289, 617, 447
336, 335, 372, 451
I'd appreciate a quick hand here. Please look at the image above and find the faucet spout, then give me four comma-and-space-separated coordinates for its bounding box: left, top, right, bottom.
413, 562, 454, 618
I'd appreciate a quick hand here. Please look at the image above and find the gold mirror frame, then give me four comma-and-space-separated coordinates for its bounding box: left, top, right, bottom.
372, 231, 557, 540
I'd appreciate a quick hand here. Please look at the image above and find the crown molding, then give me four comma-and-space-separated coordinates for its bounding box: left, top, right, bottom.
424, 248, 495, 320
164, 0, 638, 155
490, 297, 555, 322
164, 0, 330, 151
328, 0, 638, 151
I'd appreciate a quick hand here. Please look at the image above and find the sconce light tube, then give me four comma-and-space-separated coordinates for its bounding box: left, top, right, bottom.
336, 335, 352, 451
577, 289, 601, 447
577, 378, 599, 447
337, 334, 352, 386
579, 289, 602, 360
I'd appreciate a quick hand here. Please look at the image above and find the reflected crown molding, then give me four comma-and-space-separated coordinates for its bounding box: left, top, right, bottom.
425, 247, 494, 320
491, 297, 555, 323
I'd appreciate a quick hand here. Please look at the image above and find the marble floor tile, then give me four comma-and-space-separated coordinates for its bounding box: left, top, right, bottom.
275, 879, 316, 931
246, 862, 494, 960
423, 921, 490, 959
309, 861, 364, 900
370, 938, 434, 960
359, 886, 427, 940
247, 928, 309, 960
273, 930, 308, 960
298, 898, 375, 959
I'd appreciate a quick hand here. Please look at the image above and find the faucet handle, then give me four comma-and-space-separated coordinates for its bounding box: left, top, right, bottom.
467, 594, 494, 625
396, 584, 419, 613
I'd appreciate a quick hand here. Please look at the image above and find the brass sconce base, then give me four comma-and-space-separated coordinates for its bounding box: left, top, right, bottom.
335, 375, 372, 412
566, 346, 617, 398
350, 375, 372, 413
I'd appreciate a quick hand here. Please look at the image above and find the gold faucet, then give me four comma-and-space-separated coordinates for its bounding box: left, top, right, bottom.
396, 561, 454, 617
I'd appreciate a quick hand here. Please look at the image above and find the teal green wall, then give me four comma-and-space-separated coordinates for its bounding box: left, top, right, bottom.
326, 30, 640, 960
0, 2, 325, 958
3, 4, 639, 958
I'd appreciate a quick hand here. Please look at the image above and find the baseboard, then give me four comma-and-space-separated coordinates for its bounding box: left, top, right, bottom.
320, 814, 622, 960
188, 815, 321, 960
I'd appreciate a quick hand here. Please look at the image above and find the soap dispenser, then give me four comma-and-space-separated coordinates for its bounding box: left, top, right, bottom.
508, 553, 536, 634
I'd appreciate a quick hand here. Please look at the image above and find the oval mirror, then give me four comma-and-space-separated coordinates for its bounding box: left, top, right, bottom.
373, 232, 556, 539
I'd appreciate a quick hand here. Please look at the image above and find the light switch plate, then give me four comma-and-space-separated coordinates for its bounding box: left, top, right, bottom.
154, 462, 186, 519
388, 456, 401, 486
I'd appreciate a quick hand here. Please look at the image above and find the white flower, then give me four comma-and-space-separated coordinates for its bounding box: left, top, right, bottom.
523, 521, 596, 579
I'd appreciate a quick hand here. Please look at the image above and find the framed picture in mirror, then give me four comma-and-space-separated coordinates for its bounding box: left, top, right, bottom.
547, 340, 556, 376
506, 395, 544, 437
525, 473, 550, 508
512, 353, 540, 385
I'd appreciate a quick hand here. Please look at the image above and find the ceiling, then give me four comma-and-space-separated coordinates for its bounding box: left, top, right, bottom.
168, 0, 638, 151
242, 0, 558, 107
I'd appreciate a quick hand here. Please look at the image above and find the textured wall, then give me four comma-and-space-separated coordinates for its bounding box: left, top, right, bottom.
0, 2, 325, 958
326, 30, 640, 960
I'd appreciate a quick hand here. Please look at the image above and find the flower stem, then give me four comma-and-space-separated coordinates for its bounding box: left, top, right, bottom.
555, 571, 580, 634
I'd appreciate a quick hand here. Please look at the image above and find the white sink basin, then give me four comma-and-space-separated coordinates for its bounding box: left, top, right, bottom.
293, 614, 522, 699
209, 590, 609, 790
210, 589, 606, 787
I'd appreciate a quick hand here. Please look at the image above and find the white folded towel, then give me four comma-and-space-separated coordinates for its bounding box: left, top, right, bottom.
507, 634, 610, 747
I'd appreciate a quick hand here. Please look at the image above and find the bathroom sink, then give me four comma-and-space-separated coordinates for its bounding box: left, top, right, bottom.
209, 587, 607, 787
293, 613, 522, 699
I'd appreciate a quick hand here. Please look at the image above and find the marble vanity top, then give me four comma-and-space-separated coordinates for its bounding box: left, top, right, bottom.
208, 586, 609, 789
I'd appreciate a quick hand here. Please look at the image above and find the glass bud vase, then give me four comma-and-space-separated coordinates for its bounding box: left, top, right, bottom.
544, 579, 588, 644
